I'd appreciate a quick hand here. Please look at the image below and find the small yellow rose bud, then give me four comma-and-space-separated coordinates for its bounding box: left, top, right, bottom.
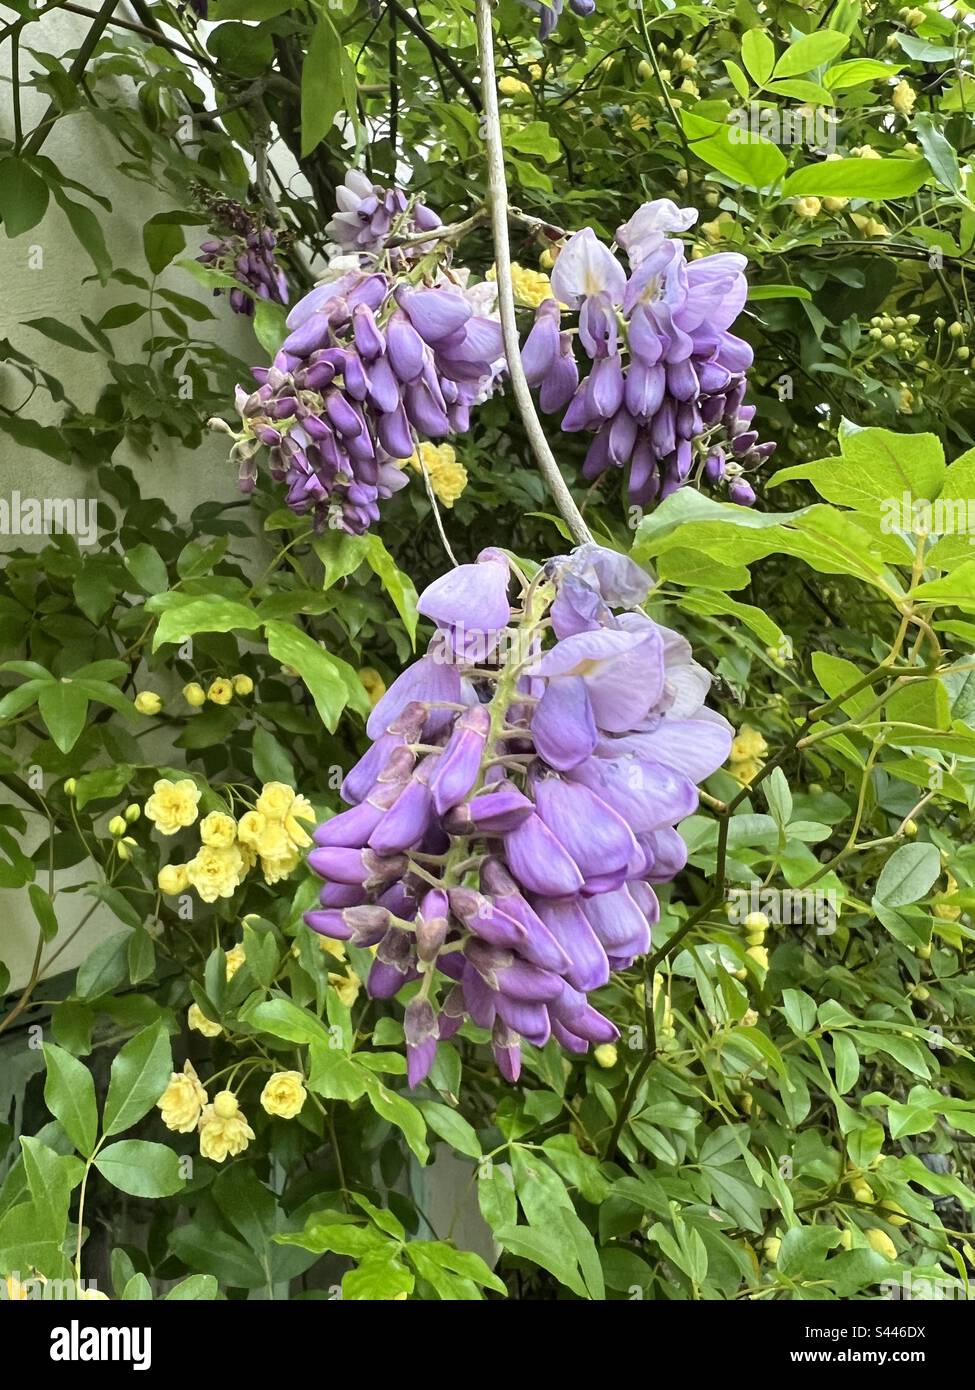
746, 945, 769, 971
881, 1201, 909, 1226
866, 1228, 898, 1259
934, 316, 946, 330
213, 1090, 239, 1120
134, 691, 162, 716
108, 815, 127, 837
638, 59, 653, 80
763, 1236, 781, 1263
851, 1178, 875, 1204
957, 346, 971, 361
232, 674, 254, 696
794, 196, 821, 219
207, 678, 234, 706
64, 778, 77, 796
948, 321, 965, 338
117, 837, 136, 860
823, 196, 849, 212
839, 1228, 852, 1250
125, 803, 141, 823
594, 1043, 618, 1069
903, 818, 918, 836
539, 247, 555, 270
917, 942, 932, 959
157, 863, 188, 896
183, 682, 206, 707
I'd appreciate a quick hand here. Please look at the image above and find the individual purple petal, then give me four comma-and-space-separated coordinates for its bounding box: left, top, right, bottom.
533, 898, 609, 992
530, 676, 598, 770
503, 813, 584, 897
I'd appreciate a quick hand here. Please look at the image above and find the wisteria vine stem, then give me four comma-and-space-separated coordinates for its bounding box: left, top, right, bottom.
474, 0, 594, 549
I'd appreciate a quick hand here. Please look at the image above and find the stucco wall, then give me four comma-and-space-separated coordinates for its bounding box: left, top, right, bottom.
0, 7, 260, 991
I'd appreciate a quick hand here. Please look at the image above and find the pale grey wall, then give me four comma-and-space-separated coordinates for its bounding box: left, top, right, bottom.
1, 8, 260, 990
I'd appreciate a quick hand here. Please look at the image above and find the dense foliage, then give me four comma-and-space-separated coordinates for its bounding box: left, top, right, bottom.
2, 0, 975, 1303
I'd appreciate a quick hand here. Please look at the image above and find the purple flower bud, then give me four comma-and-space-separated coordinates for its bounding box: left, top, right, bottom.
352, 303, 385, 359
429, 704, 490, 814
521, 300, 561, 384
443, 783, 534, 835
503, 813, 584, 897
533, 898, 609, 992
416, 889, 449, 962
398, 286, 472, 344
385, 311, 426, 383
307, 845, 407, 888
729, 477, 756, 505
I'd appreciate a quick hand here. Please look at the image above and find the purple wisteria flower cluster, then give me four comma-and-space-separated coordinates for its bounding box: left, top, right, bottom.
304, 545, 732, 1084
219, 176, 503, 534
197, 203, 289, 318
522, 199, 775, 507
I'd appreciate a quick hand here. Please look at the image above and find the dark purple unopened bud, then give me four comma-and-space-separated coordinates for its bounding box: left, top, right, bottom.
492, 1031, 522, 1083
448, 887, 527, 949
377, 402, 414, 458
443, 783, 533, 835
416, 888, 449, 962
405, 996, 439, 1046
465, 940, 562, 1002
539, 335, 580, 414
366, 354, 400, 413
385, 311, 426, 383
704, 448, 726, 483
368, 763, 434, 854
590, 355, 625, 419
521, 300, 561, 384
344, 903, 394, 945
407, 1037, 437, 1088
307, 845, 406, 888
494, 995, 550, 1047
428, 704, 490, 814
404, 378, 451, 436
352, 303, 385, 360
303, 908, 355, 940
729, 477, 756, 506
731, 430, 758, 457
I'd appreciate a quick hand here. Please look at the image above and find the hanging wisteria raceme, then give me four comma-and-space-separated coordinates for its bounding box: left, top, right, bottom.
521, 199, 775, 508
197, 202, 289, 318
304, 546, 732, 1084
214, 176, 504, 533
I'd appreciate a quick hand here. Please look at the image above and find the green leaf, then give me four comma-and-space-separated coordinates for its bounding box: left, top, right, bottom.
824, 59, 899, 91
362, 536, 419, 644
49, 182, 111, 282
773, 31, 849, 77
124, 543, 169, 595
264, 619, 369, 731
74, 765, 133, 811
93, 1140, 185, 1198
152, 595, 261, 649
22, 316, 97, 352
301, 13, 345, 156
741, 29, 775, 85
142, 214, 185, 274
28, 883, 59, 942
102, 1022, 173, 1137
832, 1032, 860, 1094
342, 1252, 414, 1300
0, 157, 50, 236
682, 110, 786, 189
493, 1224, 588, 1298
782, 157, 930, 199
37, 680, 89, 752
164, 1274, 220, 1300
252, 725, 296, 784
874, 842, 942, 907
246, 997, 333, 1048
361, 1073, 429, 1163
417, 1101, 482, 1159
42, 1044, 98, 1156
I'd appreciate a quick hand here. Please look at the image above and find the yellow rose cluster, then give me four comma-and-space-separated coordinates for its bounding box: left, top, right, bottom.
487, 261, 553, 310
183, 674, 253, 708
729, 726, 768, 786
152, 780, 314, 901
156, 1053, 308, 1164
409, 441, 469, 508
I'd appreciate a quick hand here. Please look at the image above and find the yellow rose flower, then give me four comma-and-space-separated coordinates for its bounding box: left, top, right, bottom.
731, 726, 768, 763
794, 196, 821, 220
186, 844, 244, 903
133, 691, 162, 716
199, 1091, 255, 1162
231, 674, 254, 696
225, 944, 246, 980
255, 819, 291, 860
892, 78, 916, 116
183, 682, 206, 707
260, 844, 301, 885
260, 1070, 307, 1119
187, 1002, 222, 1038
199, 811, 237, 850
509, 262, 554, 309
284, 794, 315, 849
157, 863, 189, 896
236, 810, 266, 846
329, 968, 362, 1008
410, 441, 469, 508
498, 75, 530, 98
156, 1060, 208, 1133
207, 678, 234, 706
358, 667, 387, 708
145, 778, 201, 836
594, 1043, 618, 1068
256, 781, 296, 820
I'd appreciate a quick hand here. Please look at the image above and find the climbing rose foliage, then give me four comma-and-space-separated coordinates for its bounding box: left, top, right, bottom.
306, 544, 732, 1084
